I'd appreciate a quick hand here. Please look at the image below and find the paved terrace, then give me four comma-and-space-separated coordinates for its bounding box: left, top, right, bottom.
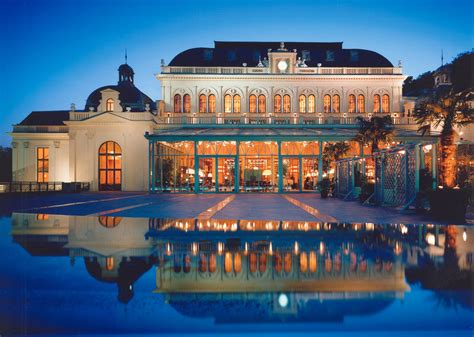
1, 192, 470, 225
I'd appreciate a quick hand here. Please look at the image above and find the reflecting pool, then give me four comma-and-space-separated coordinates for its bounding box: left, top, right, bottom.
1, 213, 473, 335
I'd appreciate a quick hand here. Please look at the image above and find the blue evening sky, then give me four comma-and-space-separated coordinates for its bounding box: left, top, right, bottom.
0, 0, 472, 146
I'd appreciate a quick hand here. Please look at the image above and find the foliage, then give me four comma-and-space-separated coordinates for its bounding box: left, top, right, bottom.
353, 116, 394, 153
322, 141, 350, 172
403, 71, 434, 96
317, 177, 332, 198
414, 89, 473, 187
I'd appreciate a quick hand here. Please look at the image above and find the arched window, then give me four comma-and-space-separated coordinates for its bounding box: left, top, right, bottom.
357, 94, 365, 113
323, 95, 331, 113
183, 94, 191, 113
274, 94, 282, 113
106, 98, 114, 112
258, 94, 266, 113
98, 216, 122, 228
174, 94, 182, 113
332, 95, 340, 113
249, 94, 257, 113
382, 94, 390, 113
224, 94, 232, 113
199, 94, 207, 113
98, 141, 122, 191
233, 95, 241, 113
208, 94, 216, 113
373, 94, 381, 113
299, 95, 306, 113
348, 94, 356, 113
283, 94, 291, 113
308, 95, 315, 113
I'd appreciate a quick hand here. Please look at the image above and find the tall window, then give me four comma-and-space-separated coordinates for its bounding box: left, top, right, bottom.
183, 94, 191, 113
106, 98, 114, 112
332, 95, 340, 113
233, 95, 241, 113
274, 94, 282, 113
199, 94, 207, 113
299, 95, 306, 113
174, 94, 181, 113
258, 94, 266, 113
249, 94, 257, 113
308, 95, 315, 113
382, 94, 390, 113
37, 147, 49, 182
224, 94, 232, 113
323, 95, 331, 113
373, 94, 381, 113
208, 94, 216, 113
283, 94, 291, 113
348, 95, 356, 113
357, 94, 365, 113
98, 141, 122, 191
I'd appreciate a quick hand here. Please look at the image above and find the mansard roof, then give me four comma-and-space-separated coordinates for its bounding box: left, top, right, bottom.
168, 41, 393, 68
18, 110, 70, 126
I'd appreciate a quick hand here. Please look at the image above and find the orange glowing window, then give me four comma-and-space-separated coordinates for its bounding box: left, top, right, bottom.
106, 98, 114, 112
249, 252, 257, 273
234, 253, 242, 273
249, 94, 257, 113
183, 94, 191, 113
199, 94, 207, 113
299, 94, 306, 113
208, 94, 216, 113
308, 95, 315, 113
300, 252, 308, 272
283, 94, 291, 113
37, 147, 49, 182
106, 257, 114, 271
233, 95, 241, 113
382, 94, 390, 113
98, 141, 122, 191
373, 94, 381, 113
348, 94, 356, 113
309, 251, 317, 273
274, 94, 282, 113
274, 252, 282, 272
224, 94, 232, 113
224, 252, 233, 273
174, 94, 182, 113
357, 94, 365, 113
258, 94, 266, 113
323, 95, 331, 113
259, 253, 267, 273
284, 252, 292, 273
98, 216, 122, 228
332, 95, 340, 113
36, 214, 49, 221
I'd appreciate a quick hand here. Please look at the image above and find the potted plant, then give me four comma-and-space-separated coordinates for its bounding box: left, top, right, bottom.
318, 177, 331, 198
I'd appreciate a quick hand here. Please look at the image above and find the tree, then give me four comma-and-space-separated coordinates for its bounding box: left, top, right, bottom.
322, 141, 350, 172
353, 116, 394, 153
414, 89, 473, 188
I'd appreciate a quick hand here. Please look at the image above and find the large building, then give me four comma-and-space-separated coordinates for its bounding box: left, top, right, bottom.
11, 41, 430, 192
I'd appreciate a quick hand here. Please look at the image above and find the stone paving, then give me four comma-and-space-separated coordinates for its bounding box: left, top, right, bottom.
1, 191, 468, 225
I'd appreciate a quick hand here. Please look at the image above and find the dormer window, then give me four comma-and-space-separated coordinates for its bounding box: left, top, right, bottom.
326, 50, 335, 62
106, 98, 114, 112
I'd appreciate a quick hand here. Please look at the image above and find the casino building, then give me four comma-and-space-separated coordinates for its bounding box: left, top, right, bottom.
11, 41, 428, 192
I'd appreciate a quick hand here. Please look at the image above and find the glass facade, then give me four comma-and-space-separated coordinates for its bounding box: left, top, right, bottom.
150, 139, 354, 193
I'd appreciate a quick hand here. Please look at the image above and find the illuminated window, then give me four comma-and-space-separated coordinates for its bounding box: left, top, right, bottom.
183, 94, 191, 113
357, 94, 365, 113
332, 95, 340, 113
233, 95, 241, 113
373, 94, 381, 113
106, 257, 114, 271
323, 95, 331, 113
308, 95, 315, 113
36, 214, 49, 221
258, 94, 266, 113
199, 94, 207, 113
299, 94, 306, 113
274, 94, 282, 113
283, 94, 291, 113
208, 94, 216, 113
382, 94, 390, 113
249, 94, 257, 113
224, 252, 232, 273
98, 141, 122, 191
98, 216, 122, 228
348, 94, 356, 113
224, 94, 232, 113
37, 147, 49, 182
106, 98, 114, 112
174, 94, 181, 113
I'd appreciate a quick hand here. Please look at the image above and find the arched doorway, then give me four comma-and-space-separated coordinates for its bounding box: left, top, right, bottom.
98, 141, 122, 191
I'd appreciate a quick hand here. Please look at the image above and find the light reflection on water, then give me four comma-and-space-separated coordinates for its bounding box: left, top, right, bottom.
1, 213, 473, 335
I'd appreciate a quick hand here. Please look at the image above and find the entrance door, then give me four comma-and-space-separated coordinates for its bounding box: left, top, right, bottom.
98, 141, 122, 191
302, 158, 319, 191
283, 158, 300, 192
217, 157, 236, 192
198, 157, 216, 192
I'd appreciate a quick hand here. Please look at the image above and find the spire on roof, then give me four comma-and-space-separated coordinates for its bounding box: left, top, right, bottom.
125, 48, 128, 64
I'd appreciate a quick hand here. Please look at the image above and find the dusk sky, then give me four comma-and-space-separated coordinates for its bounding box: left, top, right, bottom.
0, 0, 472, 146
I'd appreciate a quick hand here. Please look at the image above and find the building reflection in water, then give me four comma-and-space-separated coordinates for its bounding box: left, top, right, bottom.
10, 213, 474, 321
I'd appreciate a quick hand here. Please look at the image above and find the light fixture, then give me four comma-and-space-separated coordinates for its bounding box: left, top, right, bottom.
277, 60, 288, 71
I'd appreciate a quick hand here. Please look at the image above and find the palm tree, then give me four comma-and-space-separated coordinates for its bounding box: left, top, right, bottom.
322, 141, 351, 173
414, 90, 473, 188
353, 116, 394, 153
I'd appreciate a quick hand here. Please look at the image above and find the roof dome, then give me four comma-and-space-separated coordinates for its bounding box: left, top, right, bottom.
85, 63, 156, 112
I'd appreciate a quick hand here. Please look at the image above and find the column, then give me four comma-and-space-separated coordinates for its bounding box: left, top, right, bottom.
194, 141, 199, 193
415, 145, 421, 193
431, 143, 438, 189
278, 141, 283, 193
235, 141, 240, 193
318, 141, 323, 182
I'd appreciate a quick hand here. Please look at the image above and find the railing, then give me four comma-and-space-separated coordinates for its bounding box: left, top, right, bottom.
69, 111, 155, 121
13, 125, 69, 133
160, 66, 403, 75
0, 182, 90, 193
157, 112, 416, 126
